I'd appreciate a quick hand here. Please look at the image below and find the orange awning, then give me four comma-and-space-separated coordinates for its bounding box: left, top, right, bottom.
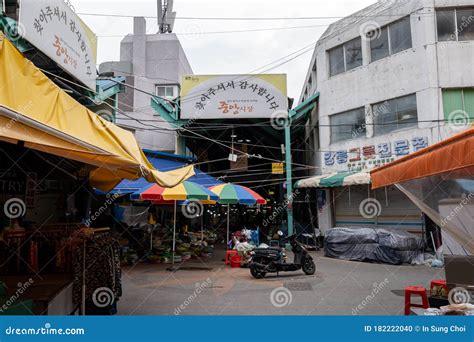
371, 127, 474, 189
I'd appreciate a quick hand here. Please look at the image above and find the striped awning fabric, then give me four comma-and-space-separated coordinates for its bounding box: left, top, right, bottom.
296, 171, 371, 188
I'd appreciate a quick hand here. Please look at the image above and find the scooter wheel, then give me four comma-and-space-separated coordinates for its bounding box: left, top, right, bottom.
250, 263, 266, 279
302, 259, 316, 275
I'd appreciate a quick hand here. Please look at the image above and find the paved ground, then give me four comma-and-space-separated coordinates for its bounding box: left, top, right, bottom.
118, 248, 444, 315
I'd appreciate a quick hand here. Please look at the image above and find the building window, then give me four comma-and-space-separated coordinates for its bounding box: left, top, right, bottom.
156, 85, 178, 99
458, 8, 474, 40
345, 37, 363, 71
328, 37, 362, 77
370, 26, 390, 61
436, 8, 474, 42
330, 107, 366, 143
443, 88, 474, 122
328, 45, 345, 77
437, 9, 457, 41
369, 16, 412, 62
390, 17, 413, 54
373, 94, 418, 136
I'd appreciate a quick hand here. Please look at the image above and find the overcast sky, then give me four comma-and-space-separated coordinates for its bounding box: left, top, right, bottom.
72, 0, 377, 100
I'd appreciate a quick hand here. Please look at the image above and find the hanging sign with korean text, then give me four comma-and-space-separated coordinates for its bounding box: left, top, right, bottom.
322, 136, 429, 172
180, 74, 288, 119
19, 0, 97, 90
272, 162, 284, 174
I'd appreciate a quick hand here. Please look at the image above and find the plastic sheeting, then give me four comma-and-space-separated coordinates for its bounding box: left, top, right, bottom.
324, 228, 423, 265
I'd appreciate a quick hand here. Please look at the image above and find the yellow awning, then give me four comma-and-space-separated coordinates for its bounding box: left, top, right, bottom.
0, 34, 194, 191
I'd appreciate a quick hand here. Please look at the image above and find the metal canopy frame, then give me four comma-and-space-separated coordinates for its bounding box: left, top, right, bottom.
150, 90, 320, 236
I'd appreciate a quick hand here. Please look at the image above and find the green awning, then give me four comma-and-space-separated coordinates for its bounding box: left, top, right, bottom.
318, 171, 355, 187
296, 171, 371, 188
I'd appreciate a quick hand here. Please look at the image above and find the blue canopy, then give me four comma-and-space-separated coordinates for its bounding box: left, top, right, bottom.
190, 169, 223, 187
100, 153, 222, 195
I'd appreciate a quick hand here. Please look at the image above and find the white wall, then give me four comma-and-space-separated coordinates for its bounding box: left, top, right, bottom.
297, 0, 474, 231
107, 18, 193, 153
299, 0, 474, 174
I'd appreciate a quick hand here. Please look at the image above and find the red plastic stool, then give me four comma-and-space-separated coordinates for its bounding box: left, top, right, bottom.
404, 286, 429, 315
430, 279, 448, 296
230, 255, 242, 268
225, 250, 238, 265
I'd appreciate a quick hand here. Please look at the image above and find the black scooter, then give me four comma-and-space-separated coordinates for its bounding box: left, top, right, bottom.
249, 233, 316, 278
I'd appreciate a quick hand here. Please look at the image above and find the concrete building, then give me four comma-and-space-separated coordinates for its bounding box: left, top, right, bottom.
298, 0, 474, 234
100, 17, 193, 153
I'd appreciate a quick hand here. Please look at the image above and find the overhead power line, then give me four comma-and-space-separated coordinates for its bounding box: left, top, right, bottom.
39, 67, 308, 167
77, 12, 435, 20
95, 24, 332, 37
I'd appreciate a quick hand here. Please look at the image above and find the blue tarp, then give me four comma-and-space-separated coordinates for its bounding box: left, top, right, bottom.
98, 153, 222, 195
190, 169, 223, 187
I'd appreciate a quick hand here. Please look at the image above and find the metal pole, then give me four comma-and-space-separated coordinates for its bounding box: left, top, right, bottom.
284, 124, 294, 236
172, 200, 177, 265
201, 210, 204, 242
231, 128, 234, 156
226, 204, 230, 249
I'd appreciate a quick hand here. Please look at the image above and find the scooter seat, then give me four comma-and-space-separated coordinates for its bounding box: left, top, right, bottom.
255, 247, 281, 252
253, 248, 281, 257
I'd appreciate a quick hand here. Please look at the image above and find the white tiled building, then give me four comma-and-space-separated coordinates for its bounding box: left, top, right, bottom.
299, 0, 474, 233
100, 17, 193, 153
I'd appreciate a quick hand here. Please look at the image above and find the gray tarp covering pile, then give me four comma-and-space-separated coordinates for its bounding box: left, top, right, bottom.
324, 228, 423, 265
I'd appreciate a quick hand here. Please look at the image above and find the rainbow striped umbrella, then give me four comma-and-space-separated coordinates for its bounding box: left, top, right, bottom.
131, 181, 218, 202
209, 184, 266, 205
131, 181, 218, 266
209, 184, 266, 247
